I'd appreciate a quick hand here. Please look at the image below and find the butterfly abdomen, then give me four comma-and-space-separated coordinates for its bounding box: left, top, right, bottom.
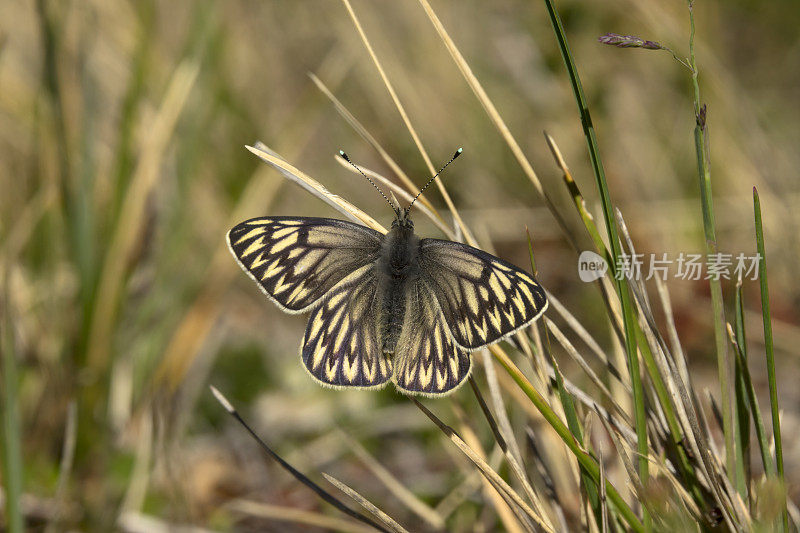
375, 224, 421, 353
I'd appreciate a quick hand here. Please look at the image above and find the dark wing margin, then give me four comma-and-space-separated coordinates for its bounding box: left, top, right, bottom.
392, 281, 471, 396
227, 217, 383, 313
418, 238, 548, 350
301, 265, 392, 389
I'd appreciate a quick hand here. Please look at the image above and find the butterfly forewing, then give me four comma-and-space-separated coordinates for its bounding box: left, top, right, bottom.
392, 281, 471, 395
227, 217, 382, 313
301, 265, 392, 389
419, 239, 548, 350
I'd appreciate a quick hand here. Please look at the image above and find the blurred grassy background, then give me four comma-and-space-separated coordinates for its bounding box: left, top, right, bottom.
1, 0, 799, 530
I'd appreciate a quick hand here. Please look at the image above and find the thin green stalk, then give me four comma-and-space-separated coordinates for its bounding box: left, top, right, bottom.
733, 280, 751, 504
727, 324, 773, 481
753, 187, 787, 530
491, 347, 644, 533
543, 3, 650, 527
2, 276, 24, 533
687, 1, 734, 482
544, 331, 601, 528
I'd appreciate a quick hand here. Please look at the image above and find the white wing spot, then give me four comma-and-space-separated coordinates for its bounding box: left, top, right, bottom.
343, 356, 358, 383
489, 275, 506, 303
272, 274, 291, 294
240, 238, 265, 258
286, 281, 307, 304
487, 306, 502, 331
473, 316, 488, 339
328, 291, 347, 309
518, 272, 535, 285
513, 296, 527, 315
419, 362, 433, 389
495, 270, 513, 290
309, 314, 325, 339
333, 321, 349, 352
249, 252, 269, 269
270, 233, 298, 255
518, 281, 534, 302
263, 258, 283, 280
479, 285, 489, 301
236, 226, 267, 244
436, 368, 446, 390
449, 351, 459, 375
272, 226, 297, 239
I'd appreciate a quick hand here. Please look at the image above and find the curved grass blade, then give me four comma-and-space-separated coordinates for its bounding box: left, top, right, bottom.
210, 386, 391, 533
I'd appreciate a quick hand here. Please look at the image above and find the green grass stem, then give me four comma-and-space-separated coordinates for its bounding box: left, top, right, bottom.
733, 280, 751, 504
753, 187, 787, 530
687, 1, 734, 483
491, 347, 644, 532
2, 275, 23, 533
542, 4, 650, 527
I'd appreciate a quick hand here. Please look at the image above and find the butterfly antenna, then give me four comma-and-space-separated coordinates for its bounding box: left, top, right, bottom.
338, 150, 397, 212
407, 148, 462, 214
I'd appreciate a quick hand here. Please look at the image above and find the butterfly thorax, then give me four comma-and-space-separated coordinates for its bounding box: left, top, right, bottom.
375, 216, 420, 353
381, 220, 419, 276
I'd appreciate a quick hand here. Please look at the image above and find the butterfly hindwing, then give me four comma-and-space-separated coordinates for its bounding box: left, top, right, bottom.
301, 265, 392, 389
418, 239, 548, 350
227, 217, 382, 313
392, 280, 471, 395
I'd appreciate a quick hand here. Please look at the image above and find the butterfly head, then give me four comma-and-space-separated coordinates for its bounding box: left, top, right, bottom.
391, 204, 414, 231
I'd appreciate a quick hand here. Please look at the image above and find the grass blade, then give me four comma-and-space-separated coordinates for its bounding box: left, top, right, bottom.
726, 325, 774, 480
541, 2, 650, 521
338, 430, 445, 529
342, 0, 475, 245
413, 398, 551, 533
753, 187, 787, 530
227, 500, 378, 533
210, 387, 391, 533
490, 345, 644, 532
1, 276, 23, 533
733, 276, 751, 504
323, 473, 412, 533
543, 328, 602, 530
687, 1, 734, 484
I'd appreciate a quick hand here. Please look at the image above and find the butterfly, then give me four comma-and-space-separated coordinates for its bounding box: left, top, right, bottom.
227, 149, 548, 396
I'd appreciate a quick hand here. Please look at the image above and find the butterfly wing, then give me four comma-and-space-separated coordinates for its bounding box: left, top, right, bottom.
301, 265, 392, 389
418, 239, 547, 350
227, 217, 383, 313
392, 280, 471, 396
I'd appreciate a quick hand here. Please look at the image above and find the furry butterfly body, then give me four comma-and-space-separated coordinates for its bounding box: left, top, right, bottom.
228, 207, 548, 396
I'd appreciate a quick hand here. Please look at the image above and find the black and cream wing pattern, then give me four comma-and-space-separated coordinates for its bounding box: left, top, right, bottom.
228, 215, 548, 395
418, 239, 548, 351
300, 264, 393, 389
227, 217, 382, 313
227, 217, 390, 389
392, 280, 472, 395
